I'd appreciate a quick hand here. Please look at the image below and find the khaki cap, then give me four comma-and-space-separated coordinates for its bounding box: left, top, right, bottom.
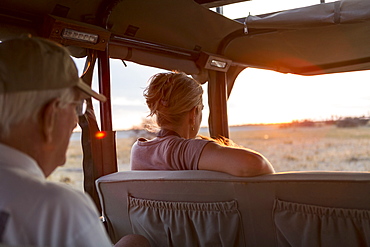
0, 37, 106, 102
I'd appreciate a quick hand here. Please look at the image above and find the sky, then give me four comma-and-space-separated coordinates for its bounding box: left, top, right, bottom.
75, 0, 370, 130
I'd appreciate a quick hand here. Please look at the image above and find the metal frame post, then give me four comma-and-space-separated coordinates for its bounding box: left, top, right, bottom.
208, 70, 229, 138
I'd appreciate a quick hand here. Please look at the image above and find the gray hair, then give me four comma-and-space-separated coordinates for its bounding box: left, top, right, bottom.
0, 87, 75, 138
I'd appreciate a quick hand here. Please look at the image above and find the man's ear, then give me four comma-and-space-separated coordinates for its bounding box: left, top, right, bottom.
40, 99, 58, 143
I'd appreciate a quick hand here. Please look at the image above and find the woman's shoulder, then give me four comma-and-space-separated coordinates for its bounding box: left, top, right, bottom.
133, 135, 211, 152
169, 135, 212, 145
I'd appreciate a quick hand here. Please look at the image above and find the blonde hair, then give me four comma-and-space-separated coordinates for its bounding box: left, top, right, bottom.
144, 72, 203, 127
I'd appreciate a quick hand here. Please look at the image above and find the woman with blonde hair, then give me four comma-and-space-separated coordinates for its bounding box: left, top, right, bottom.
130, 72, 274, 177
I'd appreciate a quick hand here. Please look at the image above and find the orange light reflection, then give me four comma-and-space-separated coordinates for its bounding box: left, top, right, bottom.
95, 131, 107, 139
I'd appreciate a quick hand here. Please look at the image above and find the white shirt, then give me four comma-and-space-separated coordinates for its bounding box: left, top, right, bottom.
0, 143, 112, 247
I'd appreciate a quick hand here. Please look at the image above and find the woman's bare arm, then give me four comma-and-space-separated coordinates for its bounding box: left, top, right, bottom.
198, 141, 275, 177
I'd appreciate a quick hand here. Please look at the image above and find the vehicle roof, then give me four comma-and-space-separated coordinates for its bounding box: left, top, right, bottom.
1, 0, 370, 76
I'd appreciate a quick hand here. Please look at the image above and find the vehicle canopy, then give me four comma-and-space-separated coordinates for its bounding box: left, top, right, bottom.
1, 0, 370, 205
2, 0, 370, 75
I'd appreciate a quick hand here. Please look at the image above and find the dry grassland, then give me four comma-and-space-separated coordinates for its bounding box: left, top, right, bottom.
48, 125, 370, 190
228, 125, 370, 172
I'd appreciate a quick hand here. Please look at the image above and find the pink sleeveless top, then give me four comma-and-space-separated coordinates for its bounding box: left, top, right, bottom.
130, 134, 211, 170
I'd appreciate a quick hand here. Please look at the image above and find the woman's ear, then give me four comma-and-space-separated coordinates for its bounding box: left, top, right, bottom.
40, 99, 58, 143
189, 106, 197, 125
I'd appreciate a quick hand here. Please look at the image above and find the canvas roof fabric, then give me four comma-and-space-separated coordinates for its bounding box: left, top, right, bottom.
1, 0, 370, 75
106, 0, 370, 75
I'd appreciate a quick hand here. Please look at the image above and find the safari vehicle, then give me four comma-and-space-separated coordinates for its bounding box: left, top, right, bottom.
1, 0, 370, 246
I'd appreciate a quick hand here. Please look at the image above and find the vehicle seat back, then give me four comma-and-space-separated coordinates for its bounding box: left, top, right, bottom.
96, 170, 370, 246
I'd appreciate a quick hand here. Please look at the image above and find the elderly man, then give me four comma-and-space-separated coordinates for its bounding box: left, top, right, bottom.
0, 37, 148, 247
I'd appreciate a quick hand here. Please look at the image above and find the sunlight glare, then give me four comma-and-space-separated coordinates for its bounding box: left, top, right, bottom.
228, 68, 370, 125
222, 0, 338, 19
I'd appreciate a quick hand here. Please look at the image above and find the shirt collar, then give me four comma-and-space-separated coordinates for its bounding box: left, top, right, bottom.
0, 142, 45, 180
